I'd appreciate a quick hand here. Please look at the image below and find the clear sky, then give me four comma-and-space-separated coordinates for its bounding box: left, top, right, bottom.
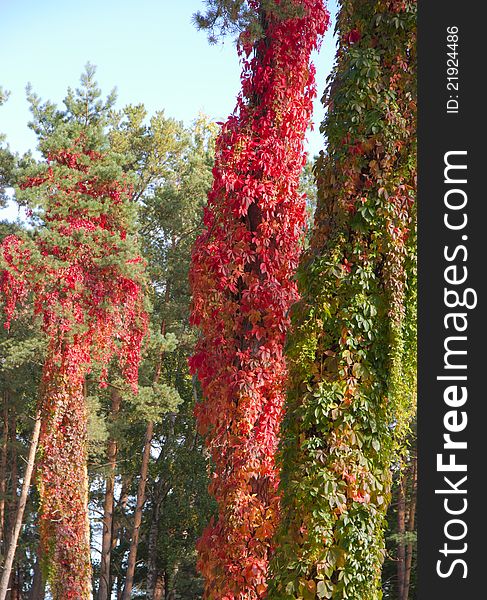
0, 0, 338, 166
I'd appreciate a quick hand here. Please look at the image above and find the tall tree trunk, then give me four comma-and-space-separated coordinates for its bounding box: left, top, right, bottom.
146, 475, 169, 599
166, 561, 180, 600
404, 453, 417, 599
98, 388, 122, 600
121, 420, 154, 600
152, 572, 165, 600
146, 496, 161, 598
110, 475, 130, 597
29, 555, 45, 600
7, 565, 20, 600
38, 364, 92, 600
0, 412, 41, 600
0, 392, 8, 552
397, 474, 407, 600
122, 319, 166, 600
7, 406, 17, 533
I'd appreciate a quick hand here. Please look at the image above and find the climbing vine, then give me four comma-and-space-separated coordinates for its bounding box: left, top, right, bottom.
0, 137, 147, 599
268, 1, 416, 598
188, 1, 329, 597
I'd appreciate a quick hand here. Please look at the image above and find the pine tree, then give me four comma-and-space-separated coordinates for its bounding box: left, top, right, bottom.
0, 65, 148, 599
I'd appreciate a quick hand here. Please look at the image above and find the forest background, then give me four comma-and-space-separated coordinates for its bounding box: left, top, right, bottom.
0, 0, 416, 598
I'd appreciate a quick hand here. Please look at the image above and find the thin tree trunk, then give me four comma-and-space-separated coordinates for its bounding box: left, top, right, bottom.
29, 555, 45, 600
0, 412, 41, 600
397, 473, 407, 600
0, 392, 8, 552
9, 565, 20, 600
121, 420, 154, 600
403, 453, 417, 599
110, 475, 130, 597
7, 407, 17, 534
152, 573, 165, 600
146, 475, 169, 599
98, 388, 122, 600
166, 561, 180, 600
122, 318, 167, 600
146, 498, 161, 598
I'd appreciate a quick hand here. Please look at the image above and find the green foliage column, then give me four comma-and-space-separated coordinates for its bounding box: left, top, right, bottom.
269, 1, 416, 598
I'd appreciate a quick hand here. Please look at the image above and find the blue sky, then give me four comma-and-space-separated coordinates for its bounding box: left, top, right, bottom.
0, 0, 338, 161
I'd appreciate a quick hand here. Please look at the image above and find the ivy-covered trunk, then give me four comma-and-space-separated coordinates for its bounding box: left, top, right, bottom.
268, 1, 417, 598
38, 359, 91, 598
189, 1, 329, 597
1, 136, 148, 599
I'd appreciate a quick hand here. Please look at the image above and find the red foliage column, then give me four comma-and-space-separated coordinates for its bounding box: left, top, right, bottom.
189, 2, 329, 597
0, 143, 147, 599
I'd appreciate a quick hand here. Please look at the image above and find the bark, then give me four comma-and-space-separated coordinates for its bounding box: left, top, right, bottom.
110, 475, 130, 597
0, 412, 41, 600
8, 566, 20, 600
404, 453, 417, 600
38, 368, 92, 600
146, 474, 170, 598
97, 388, 122, 600
29, 555, 45, 600
152, 573, 165, 600
7, 407, 17, 535
121, 319, 166, 600
147, 417, 174, 599
0, 392, 8, 552
121, 420, 154, 600
397, 474, 407, 600
146, 496, 162, 598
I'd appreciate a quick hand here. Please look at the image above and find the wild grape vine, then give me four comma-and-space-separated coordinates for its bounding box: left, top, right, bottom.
0, 138, 147, 599
189, 1, 329, 597
268, 1, 417, 598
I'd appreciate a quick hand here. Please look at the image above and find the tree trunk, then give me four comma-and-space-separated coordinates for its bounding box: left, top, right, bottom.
121, 420, 154, 600
397, 474, 407, 600
122, 319, 166, 600
7, 407, 17, 534
0, 412, 41, 600
404, 453, 417, 600
110, 475, 130, 597
166, 561, 180, 600
7, 565, 20, 600
0, 392, 8, 552
152, 572, 165, 600
97, 388, 122, 600
38, 365, 92, 600
146, 474, 169, 599
29, 555, 45, 600
146, 499, 161, 598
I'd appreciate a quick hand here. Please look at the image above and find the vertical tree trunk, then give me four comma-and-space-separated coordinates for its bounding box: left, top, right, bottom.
0, 392, 8, 552
122, 319, 166, 600
0, 412, 41, 600
38, 365, 92, 600
397, 474, 407, 600
146, 497, 161, 598
152, 573, 165, 600
10, 565, 21, 600
121, 420, 154, 600
29, 555, 45, 600
7, 406, 17, 533
98, 388, 122, 600
166, 561, 180, 600
146, 474, 169, 599
110, 475, 130, 597
404, 453, 417, 600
